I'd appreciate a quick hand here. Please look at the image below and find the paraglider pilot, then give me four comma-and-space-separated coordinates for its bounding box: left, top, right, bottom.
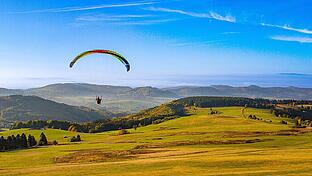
96, 96, 102, 105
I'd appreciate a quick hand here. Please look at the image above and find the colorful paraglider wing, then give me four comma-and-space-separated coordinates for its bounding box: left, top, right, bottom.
69, 50, 130, 72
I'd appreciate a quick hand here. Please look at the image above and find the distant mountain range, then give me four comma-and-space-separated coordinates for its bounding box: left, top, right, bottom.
1, 83, 312, 113
1, 83, 177, 98
165, 85, 312, 100
0, 84, 177, 113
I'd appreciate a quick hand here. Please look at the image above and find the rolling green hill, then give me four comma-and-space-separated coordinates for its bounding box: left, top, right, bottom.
10, 96, 312, 132
1, 107, 312, 176
126, 102, 185, 120
0, 95, 111, 122
11, 101, 186, 133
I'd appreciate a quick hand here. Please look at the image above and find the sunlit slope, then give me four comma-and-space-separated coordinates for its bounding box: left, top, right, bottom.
1, 107, 312, 176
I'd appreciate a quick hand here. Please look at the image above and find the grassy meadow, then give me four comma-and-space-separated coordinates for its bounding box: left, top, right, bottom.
1, 107, 312, 176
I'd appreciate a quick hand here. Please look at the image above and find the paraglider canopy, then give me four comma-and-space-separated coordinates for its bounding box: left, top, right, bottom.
69, 49, 130, 72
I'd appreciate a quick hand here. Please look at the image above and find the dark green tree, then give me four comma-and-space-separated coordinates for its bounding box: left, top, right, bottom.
28, 135, 37, 147
38, 132, 48, 146
76, 134, 81, 141
21, 133, 28, 148
0, 136, 5, 151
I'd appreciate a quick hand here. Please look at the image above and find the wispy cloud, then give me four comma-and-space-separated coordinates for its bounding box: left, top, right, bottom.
271, 35, 312, 43
109, 18, 176, 25
77, 14, 154, 22
262, 23, 312, 35
209, 12, 236, 23
145, 7, 236, 23
8, 1, 156, 14
76, 13, 174, 25
173, 39, 227, 47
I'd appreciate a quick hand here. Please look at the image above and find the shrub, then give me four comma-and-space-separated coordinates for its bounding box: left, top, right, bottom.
280, 120, 288, 125
52, 140, 58, 145
118, 129, 130, 135
70, 135, 82, 142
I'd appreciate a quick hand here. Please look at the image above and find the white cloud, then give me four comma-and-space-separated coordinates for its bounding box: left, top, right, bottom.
9, 1, 156, 14
77, 14, 154, 22
145, 7, 236, 23
271, 36, 312, 43
111, 18, 176, 25
262, 23, 312, 35
76, 13, 174, 25
173, 39, 227, 47
209, 12, 236, 23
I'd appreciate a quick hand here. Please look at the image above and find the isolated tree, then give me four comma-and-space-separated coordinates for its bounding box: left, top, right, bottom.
38, 132, 48, 146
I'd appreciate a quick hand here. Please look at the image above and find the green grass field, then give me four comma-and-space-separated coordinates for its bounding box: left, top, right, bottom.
1, 107, 312, 176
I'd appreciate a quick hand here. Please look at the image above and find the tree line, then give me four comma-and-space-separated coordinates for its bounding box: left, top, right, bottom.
272, 106, 312, 120
176, 97, 312, 108
177, 97, 312, 120
175, 97, 274, 109
0, 132, 48, 152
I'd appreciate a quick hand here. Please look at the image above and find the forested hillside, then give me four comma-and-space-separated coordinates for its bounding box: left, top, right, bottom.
0, 95, 111, 122
12, 102, 185, 133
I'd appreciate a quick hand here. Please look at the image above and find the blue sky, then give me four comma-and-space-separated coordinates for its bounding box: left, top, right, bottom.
0, 0, 311, 88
